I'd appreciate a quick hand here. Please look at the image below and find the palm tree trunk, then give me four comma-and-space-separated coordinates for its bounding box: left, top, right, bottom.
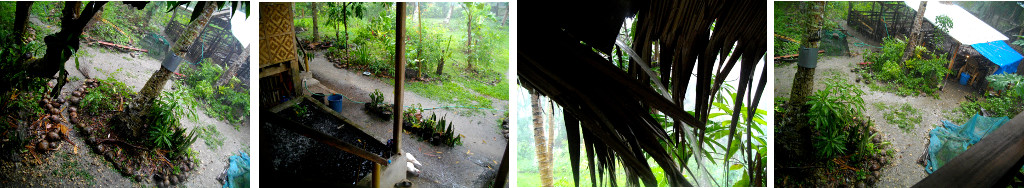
125, 3, 217, 138
531, 90, 553, 186
902, 1, 928, 64
214, 44, 250, 88
788, 1, 824, 110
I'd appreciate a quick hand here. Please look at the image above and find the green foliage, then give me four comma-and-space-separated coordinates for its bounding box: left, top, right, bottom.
932, 15, 953, 50
404, 112, 462, 147
875, 103, 922, 132
146, 90, 199, 158
948, 74, 1024, 123
986, 73, 1024, 92
369, 89, 385, 104
807, 75, 866, 158
178, 59, 250, 124
864, 36, 950, 97
292, 102, 308, 117
197, 124, 224, 150
80, 77, 134, 115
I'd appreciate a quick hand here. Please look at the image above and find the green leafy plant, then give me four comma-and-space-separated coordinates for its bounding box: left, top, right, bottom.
404, 112, 462, 147
177, 59, 250, 124
146, 90, 199, 158
863, 36, 950, 97
875, 102, 922, 132
807, 75, 866, 158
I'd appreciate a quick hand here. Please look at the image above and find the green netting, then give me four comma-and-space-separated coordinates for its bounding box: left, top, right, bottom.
926, 114, 1010, 173
820, 29, 849, 56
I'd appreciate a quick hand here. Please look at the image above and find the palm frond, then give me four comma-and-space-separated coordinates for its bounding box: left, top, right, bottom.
519, 0, 766, 186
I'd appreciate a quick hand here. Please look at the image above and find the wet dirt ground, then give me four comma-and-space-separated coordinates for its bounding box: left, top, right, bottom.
301, 51, 509, 187
775, 22, 978, 187
0, 46, 250, 187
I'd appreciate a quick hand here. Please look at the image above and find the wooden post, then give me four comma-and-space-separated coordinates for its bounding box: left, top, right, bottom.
372, 163, 381, 188
946, 43, 961, 79
393, 2, 406, 155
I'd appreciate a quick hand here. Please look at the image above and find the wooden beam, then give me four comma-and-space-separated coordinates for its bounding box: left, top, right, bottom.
914, 111, 1024, 187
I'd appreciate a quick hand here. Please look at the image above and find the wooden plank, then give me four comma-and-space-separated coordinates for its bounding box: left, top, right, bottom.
259, 65, 288, 78
913, 111, 1024, 187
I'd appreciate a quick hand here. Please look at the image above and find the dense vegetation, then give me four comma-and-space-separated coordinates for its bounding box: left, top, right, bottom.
947, 74, 1024, 123
862, 36, 951, 97
294, 2, 509, 111
178, 59, 251, 125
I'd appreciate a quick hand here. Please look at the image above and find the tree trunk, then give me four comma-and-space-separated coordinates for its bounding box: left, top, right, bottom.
444, 3, 453, 24
24, 2, 106, 79
530, 90, 553, 187
312, 2, 319, 43
782, 1, 824, 163
167, 5, 178, 30
417, 2, 423, 61
214, 44, 250, 88
788, 1, 824, 110
14, 2, 34, 45
500, 4, 508, 27
122, 3, 217, 139
902, 1, 928, 64
465, 4, 473, 71
343, 3, 350, 60
546, 100, 555, 171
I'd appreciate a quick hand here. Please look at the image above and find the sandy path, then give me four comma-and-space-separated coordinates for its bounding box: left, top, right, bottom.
775, 22, 977, 187
303, 52, 508, 187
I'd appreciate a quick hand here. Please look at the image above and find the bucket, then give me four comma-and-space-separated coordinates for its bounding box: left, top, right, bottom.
328, 94, 344, 113
311, 93, 326, 104
960, 72, 970, 85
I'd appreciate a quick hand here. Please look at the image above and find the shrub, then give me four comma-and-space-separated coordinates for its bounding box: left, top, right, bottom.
807, 75, 866, 158
146, 89, 199, 158
178, 59, 250, 124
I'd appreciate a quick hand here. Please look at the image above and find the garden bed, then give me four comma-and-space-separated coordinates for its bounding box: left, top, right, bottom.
262, 100, 393, 186
70, 79, 196, 187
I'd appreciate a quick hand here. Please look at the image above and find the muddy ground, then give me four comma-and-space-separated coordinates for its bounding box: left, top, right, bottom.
0, 46, 250, 187
297, 51, 508, 187
775, 22, 977, 187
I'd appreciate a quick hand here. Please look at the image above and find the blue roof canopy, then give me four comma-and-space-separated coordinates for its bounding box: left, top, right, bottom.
970, 40, 1023, 74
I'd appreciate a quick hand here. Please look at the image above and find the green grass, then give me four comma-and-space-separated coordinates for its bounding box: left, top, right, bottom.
52, 159, 96, 186
874, 102, 921, 132
399, 79, 491, 110
197, 124, 224, 150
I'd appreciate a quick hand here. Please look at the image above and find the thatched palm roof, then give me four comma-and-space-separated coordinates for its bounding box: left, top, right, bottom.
519, 0, 766, 186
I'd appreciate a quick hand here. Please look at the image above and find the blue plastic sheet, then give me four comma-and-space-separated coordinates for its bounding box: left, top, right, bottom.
926, 115, 1010, 173
971, 41, 1023, 74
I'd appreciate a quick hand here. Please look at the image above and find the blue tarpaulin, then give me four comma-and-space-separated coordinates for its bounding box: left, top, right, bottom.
970, 40, 1023, 74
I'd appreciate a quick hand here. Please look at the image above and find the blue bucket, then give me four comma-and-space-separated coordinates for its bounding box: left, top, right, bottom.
327, 94, 344, 113
960, 72, 970, 85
